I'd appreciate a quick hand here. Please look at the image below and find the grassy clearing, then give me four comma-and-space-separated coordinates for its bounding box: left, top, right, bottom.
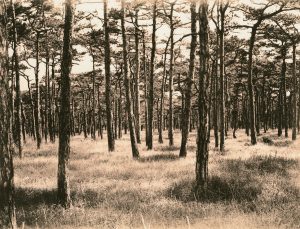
1, 129, 300, 229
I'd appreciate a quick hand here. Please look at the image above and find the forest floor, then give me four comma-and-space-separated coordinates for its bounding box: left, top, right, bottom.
7, 129, 300, 228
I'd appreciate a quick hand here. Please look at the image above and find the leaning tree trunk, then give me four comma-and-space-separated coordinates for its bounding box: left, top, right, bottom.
147, 1, 156, 150
0, 2, 17, 226
196, 0, 210, 192
104, 0, 115, 151
179, 1, 197, 157
121, 0, 139, 158
57, 0, 74, 208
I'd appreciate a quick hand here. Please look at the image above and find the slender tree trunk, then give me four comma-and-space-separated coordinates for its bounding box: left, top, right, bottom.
11, 0, 23, 158
219, 1, 226, 152
97, 84, 103, 139
147, 1, 156, 150
118, 96, 122, 139
82, 93, 87, 138
49, 55, 56, 142
0, 2, 17, 226
143, 34, 148, 144
121, 0, 139, 158
91, 55, 96, 140
213, 45, 219, 147
104, 0, 115, 151
292, 44, 297, 140
158, 37, 170, 144
44, 47, 50, 143
168, 3, 175, 146
21, 100, 26, 143
282, 57, 288, 138
247, 24, 258, 145
179, 1, 196, 157
134, 9, 141, 144
57, 0, 73, 208
196, 1, 209, 192
34, 31, 42, 149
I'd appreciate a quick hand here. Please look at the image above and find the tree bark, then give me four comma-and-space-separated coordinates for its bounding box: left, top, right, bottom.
196, 1, 209, 192
247, 24, 258, 145
179, 1, 196, 157
219, 0, 226, 152
134, 9, 141, 144
104, 0, 115, 151
11, 0, 22, 158
147, 1, 157, 150
168, 3, 175, 146
34, 31, 42, 149
0, 1, 17, 226
121, 0, 140, 158
91, 55, 96, 140
292, 44, 297, 140
57, 0, 74, 208
158, 37, 170, 144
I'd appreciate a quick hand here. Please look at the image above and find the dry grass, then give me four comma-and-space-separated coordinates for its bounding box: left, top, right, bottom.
1, 129, 300, 229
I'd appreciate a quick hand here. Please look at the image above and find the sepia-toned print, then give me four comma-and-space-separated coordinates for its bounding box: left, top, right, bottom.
1, 0, 300, 228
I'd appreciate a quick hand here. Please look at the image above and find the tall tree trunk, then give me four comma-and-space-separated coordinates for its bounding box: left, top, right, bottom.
0, 2, 17, 226
44, 46, 50, 143
219, 0, 226, 152
21, 100, 26, 143
11, 0, 23, 158
168, 3, 175, 146
196, 1, 209, 192
282, 56, 288, 138
134, 9, 141, 144
57, 0, 73, 208
91, 55, 96, 140
147, 1, 156, 150
158, 37, 170, 144
179, 1, 197, 157
97, 84, 103, 139
247, 24, 259, 145
292, 44, 297, 140
49, 55, 56, 142
213, 57, 219, 147
104, 0, 115, 151
121, 0, 139, 158
143, 33, 148, 143
82, 92, 87, 138
34, 31, 42, 149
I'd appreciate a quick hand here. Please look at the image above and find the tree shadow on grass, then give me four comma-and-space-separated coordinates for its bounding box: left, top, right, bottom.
14, 187, 106, 209
166, 155, 299, 208
167, 176, 261, 205
13, 187, 102, 226
15, 188, 57, 208
138, 153, 179, 162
